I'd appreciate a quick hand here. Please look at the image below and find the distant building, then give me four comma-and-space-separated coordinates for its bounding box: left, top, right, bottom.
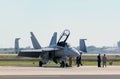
117, 41, 120, 48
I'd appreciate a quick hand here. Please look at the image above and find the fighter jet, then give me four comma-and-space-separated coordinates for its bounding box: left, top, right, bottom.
15, 29, 86, 67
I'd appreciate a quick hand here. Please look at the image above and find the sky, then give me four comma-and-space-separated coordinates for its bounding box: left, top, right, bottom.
0, 0, 120, 48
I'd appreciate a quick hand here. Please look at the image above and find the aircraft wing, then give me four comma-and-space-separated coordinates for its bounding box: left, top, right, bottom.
18, 47, 61, 58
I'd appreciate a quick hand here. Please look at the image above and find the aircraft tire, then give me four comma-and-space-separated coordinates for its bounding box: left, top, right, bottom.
66, 63, 69, 67
60, 61, 65, 68
39, 61, 43, 67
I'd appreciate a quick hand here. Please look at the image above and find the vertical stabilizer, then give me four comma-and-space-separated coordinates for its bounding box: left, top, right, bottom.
49, 32, 57, 46
30, 32, 41, 49
15, 38, 20, 53
80, 39, 87, 53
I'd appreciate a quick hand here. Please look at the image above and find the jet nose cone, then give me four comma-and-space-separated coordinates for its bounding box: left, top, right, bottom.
72, 48, 80, 56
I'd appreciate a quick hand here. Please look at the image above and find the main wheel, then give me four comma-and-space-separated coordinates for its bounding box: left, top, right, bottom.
66, 63, 69, 67
60, 61, 65, 68
39, 61, 43, 67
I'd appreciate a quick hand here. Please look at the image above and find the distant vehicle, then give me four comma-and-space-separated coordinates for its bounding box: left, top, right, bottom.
15, 29, 87, 67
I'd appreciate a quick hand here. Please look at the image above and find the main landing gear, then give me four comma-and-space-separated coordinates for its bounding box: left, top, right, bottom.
60, 61, 69, 68
39, 61, 43, 67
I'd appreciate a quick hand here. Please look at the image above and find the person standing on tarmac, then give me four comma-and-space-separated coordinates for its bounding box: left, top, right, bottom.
69, 57, 72, 67
102, 54, 107, 67
97, 54, 101, 67
76, 53, 82, 67
76, 56, 80, 67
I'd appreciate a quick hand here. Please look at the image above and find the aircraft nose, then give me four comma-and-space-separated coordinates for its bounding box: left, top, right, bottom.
72, 48, 80, 56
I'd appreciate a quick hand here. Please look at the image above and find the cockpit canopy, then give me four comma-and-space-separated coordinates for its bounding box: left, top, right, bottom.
57, 29, 70, 47
57, 42, 71, 47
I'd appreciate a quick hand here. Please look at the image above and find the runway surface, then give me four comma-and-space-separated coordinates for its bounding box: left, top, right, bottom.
0, 66, 120, 75
0, 75, 120, 79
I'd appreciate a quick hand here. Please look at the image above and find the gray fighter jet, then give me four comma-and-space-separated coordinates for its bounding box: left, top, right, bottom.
15, 29, 86, 67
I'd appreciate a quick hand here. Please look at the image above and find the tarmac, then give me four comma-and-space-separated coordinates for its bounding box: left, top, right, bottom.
1, 75, 120, 79
0, 66, 120, 75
